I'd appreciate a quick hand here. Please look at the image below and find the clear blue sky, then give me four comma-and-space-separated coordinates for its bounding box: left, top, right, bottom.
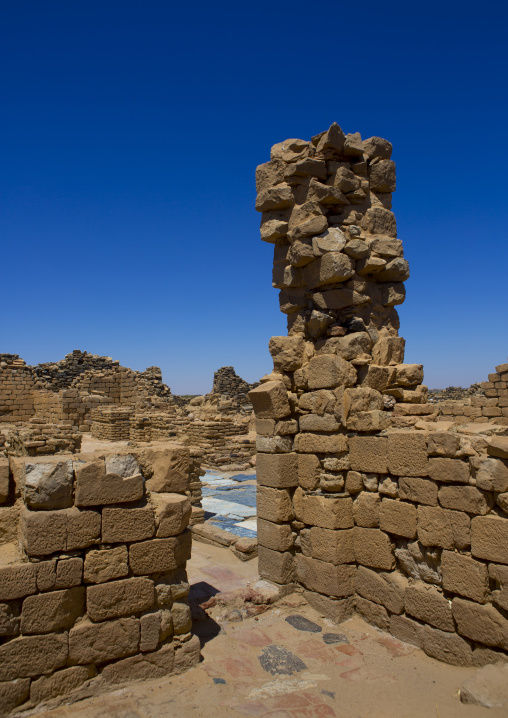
2, 1, 507, 394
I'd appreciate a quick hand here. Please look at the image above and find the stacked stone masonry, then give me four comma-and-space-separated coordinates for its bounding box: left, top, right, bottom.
0, 443, 200, 715
251, 123, 508, 666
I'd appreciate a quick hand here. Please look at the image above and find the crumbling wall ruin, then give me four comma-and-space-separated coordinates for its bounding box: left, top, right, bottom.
250, 123, 508, 666
0, 444, 200, 714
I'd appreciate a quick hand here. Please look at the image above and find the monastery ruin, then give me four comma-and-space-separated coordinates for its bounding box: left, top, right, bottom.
1, 122, 508, 714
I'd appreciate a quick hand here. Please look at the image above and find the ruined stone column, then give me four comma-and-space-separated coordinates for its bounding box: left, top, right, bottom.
249, 124, 508, 665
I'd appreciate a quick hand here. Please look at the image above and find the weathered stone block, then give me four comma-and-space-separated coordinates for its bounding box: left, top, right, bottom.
21, 587, 84, 635
294, 432, 348, 454
142, 447, 190, 494
298, 454, 321, 491
438, 485, 492, 515
399, 477, 438, 506
472, 456, 508, 493
422, 624, 472, 666
86, 577, 154, 621
299, 413, 339, 432
269, 336, 306, 372
0, 633, 68, 681
303, 591, 354, 623
355, 595, 390, 630
21, 506, 100, 556
151, 493, 191, 537
387, 432, 428, 476
130, 533, 191, 575
84, 546, 129, 584
427, 432, 460, 457
256, 435, 293, 453
257, 486, 294, 523
30, 665, 96, 704
301, 526, 355, 565
0, 459, 10, 504
66, 507, 102, 552
390, 615, 423, 648
471, 516, 508, 564
140, 612, 161, 652
257, 519, 294, 552
55, 558, 83, 589
302, 494, 353, 530
258, 546, 295, 584
0, 564, 37, 601
417, 505, 471, 550
349, 436, 388, 473
101, 505, 155, 544
69, 617, 140, 664
379, 498, 417, 538
172, 602, 192, 635
453, 598, 508, 650
355, 566, 407, 614
101, 642, 175, 684
256, 452, 298, 488
296, 555, 356, 597
405, 582, 454, 631
75, 459, 143, 506
23, 458, 73, 510
428, 457, 470, 484
441, 551, 489, 603
353, 492, 380, 527
0, 678, 30, 714
353, 527, 394, 570
248, 381, 291, 419
306, 354, 356, 390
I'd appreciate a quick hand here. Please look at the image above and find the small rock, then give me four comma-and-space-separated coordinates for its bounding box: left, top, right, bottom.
460, 664, 508, 708
258, 645, 307, 675
285, 615, 322, 633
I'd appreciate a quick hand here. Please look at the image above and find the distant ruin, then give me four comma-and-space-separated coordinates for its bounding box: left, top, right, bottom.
250, 123, 508, 666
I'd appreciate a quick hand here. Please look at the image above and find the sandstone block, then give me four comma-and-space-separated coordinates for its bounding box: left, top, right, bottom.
0, 459, 10, 503
487, 437, 508, 459
471, 516, 508, 564
405, 582, 454, 631
379, 498, 417, 538
0, 563, 37, 601
140, 611, 161, 651
417, 505, 470, 550
294, 433, 348, 454
453, 598, 508, 650
355, 566, 407, 614
30, 665, 95, 704
269, 336, 306, 372
428, 457, 470, 484
428, 432, 460, 457
387, 432, 428, 476
390, 614, 423, 648
472, 456, 508, 492
105, 454, 141, 477
399, 477, 438, 506
302, 494, 353, 530
438, 485, 492, 515
359, 364, 395, 391
174, 633, 201, 675
303, 591, 354, 623
372, 336, 405, 366
345, 470, 364, 494
142, 447, 190, 494
256, 184, 295, 212
23, 458, 73, 510
256, 435, 293, 453
257, 452, 298, 488
298, 453, 321, 491
441, 551, 489, 603
56, 558, 83, 588
353, 492, 380, 527
0, 633, 68, 681
299, 413, 339, 432
130, 533, 191, 575
69, 618, 139, 665
257, 486, 294, 523
248, 381, 291, 419
256, 418, 275, 436
353, 527, 394, 570
301, 526, 355, 565
258, 546, 295, 585
422, 624, 472, 666
355, 595, 390, 630
296, 555, 356, 597
151, 493, 191, 537
0, 603, 20, 638
172, 602, 192, 635
21, 587, 84, 635
67, 507, 102, 551
84, 546, 129, 584
0, 678, 30, 715
100, 642, 175, 684
306, 354, 356, 390
75, 459, 143, 506
257, 519, 294, 552
349, 436, 388, 473
86, 577, 154, 621
303, 252, 354, 289
21, 506, 100, 556
101, 505, 155, 543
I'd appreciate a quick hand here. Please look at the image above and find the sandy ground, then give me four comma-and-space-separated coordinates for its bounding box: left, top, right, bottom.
18, 542, 506, 718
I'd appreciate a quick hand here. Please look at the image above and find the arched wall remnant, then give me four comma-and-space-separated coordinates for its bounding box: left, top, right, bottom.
250, 123, 508, 666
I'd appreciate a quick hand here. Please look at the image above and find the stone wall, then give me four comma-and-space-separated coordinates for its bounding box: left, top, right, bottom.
212, 367, 259, 412
250, 123, 508, 666
0, 443, 200, 714
0, 356, 35, 423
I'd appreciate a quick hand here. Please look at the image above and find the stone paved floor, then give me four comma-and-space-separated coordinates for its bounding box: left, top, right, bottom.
20, 542, 507, 718
200, 470, 257, 538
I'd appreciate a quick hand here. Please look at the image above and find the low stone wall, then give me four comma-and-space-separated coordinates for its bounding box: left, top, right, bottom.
251, 122, 508, 666
0, 444, 200, 714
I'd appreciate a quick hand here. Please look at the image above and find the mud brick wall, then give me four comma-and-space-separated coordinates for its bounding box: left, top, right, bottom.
480, 362, 508, 425
90, 407, 133, 441
185, 418, 254, 469
0, 445, 200, 715
250, 123, 508, 666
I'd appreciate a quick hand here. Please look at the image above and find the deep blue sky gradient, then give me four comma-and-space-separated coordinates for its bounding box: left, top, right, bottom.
2, 1, 507, 393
